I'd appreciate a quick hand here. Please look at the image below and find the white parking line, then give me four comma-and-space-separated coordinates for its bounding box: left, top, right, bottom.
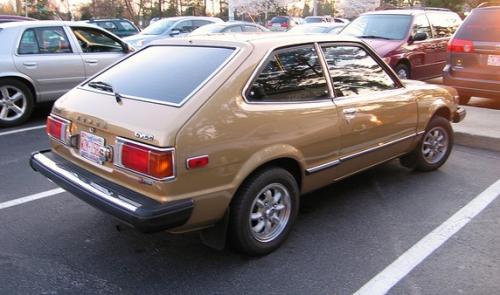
0, 188, 65, 210
0, 124, 46, 137
354, 178, 500, 295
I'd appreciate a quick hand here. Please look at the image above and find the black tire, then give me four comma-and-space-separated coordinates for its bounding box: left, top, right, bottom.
457, 93, 471, 105
400, 116, 453, 171
0, 79, 34, 127
229, 167, 299, 256
395, 63, 411, 79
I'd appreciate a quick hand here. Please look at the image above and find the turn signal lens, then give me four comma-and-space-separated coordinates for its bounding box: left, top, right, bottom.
46, 115, 70, 144
116, 139, 174, 180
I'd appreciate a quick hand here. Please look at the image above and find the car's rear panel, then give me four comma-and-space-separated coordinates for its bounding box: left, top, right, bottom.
445, 7, 500, 95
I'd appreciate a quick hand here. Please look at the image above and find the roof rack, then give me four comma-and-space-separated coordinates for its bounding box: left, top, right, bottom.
477, 2, 500, 8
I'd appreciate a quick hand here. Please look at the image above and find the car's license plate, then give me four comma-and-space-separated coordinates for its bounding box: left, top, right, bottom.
272, 23, 281, 27
79, 131, 106, 164
487, 55, 500, 66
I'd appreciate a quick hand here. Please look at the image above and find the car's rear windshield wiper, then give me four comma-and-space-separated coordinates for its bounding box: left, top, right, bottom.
358, 35, 394, 40
87, 81, 123, 103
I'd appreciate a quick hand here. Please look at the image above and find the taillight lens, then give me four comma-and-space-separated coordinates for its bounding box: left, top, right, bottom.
281, 22, 288, 28
46, 115, 71, 144
448, 38, 474, 53
116, 139, 174, 180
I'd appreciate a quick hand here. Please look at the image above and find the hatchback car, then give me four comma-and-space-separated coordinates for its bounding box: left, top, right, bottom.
123, 16, 222, 48
31, 34, 465, 256
189, 21, 269, 35
340, 8, 462, 80
0, 21, 132, 127
267, 16, 301, 31
83, 18, 140, 38
443, 3, 500, 104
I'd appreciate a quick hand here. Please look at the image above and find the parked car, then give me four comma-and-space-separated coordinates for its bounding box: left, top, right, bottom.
30, 34, 465, 256
189, 21, 269, 35
304, 16, 349, 24
0, 15, 36, 23
123, 16, 222, 48
340, 8, 462, 80
0, 21, 132, 127
83, 18, 140, 38
443, 3, 500, 104
267, 16, 302, 31
288, 23, 345, 34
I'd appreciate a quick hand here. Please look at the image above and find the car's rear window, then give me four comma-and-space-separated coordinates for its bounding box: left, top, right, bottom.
271, 17, 288, 23
455, 9, 500, 42
85, 45, 235, 105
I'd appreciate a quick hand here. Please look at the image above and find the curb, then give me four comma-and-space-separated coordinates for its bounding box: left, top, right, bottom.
454, 131, 500, 153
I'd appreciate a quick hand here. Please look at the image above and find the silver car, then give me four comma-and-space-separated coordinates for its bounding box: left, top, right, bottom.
0, 21, 132, 127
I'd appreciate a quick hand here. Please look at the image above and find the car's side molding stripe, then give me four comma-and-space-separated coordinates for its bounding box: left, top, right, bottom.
306, 132, 421, 175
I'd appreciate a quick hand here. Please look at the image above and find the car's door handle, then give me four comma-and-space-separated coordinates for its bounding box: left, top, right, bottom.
85, 59, 98, 65
343, 108, 358, 115
23, 61, 37, 67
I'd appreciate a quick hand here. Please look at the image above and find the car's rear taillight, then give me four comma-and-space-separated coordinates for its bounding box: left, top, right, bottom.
448, 38, 474, 53
115, 138, 174, 180
281, 22, 289, 28
46, 115, 71, 144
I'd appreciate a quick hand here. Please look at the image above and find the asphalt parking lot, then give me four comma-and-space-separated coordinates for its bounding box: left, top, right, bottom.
0, 98, 499, 294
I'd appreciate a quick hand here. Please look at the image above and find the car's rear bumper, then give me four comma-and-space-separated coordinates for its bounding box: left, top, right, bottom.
443, 66, 500, 98
453, 106, 466, 123
30, 150, 193, 233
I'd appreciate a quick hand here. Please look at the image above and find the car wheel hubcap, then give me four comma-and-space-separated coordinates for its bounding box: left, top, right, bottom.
422, 127, 448, 164
397, 68, 408, 79
249, 183, 291, 243
0, 86, 27, 122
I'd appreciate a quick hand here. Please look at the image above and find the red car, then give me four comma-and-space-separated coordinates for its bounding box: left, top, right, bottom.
340, 8, 462, 80
0, 15, 35, 23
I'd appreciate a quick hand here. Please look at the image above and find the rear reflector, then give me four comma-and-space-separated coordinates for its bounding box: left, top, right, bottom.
116, 138, 174, 180
186, 155, 209, 169
448, 38, 474, 53
46, 115, 70, 144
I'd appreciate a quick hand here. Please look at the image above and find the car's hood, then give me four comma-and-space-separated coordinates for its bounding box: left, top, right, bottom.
123, 34, 160, 43
361, 39, 403, 57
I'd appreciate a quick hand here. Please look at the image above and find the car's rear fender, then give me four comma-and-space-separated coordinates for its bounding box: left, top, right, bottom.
0, 72, 38, 101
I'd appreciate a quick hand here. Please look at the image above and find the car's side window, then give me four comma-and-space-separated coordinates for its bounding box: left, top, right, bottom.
321, 45, 398, 98
246, 45, 329, 102
19, 27, 72, 55
223, 25, 242, 33
427, 12, 461, 38
244, 25, 262, 32
71, 27, 123, 53
96, 21, 117, 31
193, 20, 211, 30
174, 20, 194, 33
412, 14, 432, 39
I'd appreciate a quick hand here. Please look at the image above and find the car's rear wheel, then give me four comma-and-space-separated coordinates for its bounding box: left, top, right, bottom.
395, 63, 410, 79
0, 79, 34, 127
229, 167, 299, 256
400, 116, 453, 171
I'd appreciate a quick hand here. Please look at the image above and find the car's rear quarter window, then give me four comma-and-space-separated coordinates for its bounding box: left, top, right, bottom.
456, 9, 500, 42
85, 45, 235, 105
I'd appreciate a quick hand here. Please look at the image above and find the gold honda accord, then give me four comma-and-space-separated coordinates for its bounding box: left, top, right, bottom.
30, 34, 465, 256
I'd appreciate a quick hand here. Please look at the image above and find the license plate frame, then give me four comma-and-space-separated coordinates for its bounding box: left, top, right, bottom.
487, 55, 500, 66
79, 131, 106, 165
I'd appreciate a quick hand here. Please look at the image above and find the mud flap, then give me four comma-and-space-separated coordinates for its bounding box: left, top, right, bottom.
199, 209, 229, 251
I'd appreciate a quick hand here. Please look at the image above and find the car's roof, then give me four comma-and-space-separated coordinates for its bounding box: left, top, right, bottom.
0, 20, 101, 29
295, 22, 344, 28
363, 8, 455, 16
155, 32, 360, 49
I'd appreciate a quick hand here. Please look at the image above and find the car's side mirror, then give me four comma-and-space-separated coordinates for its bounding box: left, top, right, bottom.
170, 29, 180, 36
412, 31, 428, 42
123, 43, 135, 53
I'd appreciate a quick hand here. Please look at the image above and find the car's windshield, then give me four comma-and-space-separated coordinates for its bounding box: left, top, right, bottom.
289, 25, 328, 33
341, 14, 412, 40
456, 9, 500, 42
141, 19, 176, 35
191, 24, 226, 34
305, 17, 323, 23
85, 46, 236, 105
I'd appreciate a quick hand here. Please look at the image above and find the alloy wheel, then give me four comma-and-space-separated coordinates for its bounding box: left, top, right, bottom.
0, 85, 27, 122
422, 126, 449, 164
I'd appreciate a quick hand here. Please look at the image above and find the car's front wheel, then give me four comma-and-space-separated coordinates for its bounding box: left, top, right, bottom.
0, 79, 34, 127
395, 63, 410, 79
229, 168, 299, 256
400, 116, 453, 171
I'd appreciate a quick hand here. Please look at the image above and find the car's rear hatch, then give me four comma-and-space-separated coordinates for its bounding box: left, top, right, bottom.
447, 7, 500, 83
49, 42, 245, 200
